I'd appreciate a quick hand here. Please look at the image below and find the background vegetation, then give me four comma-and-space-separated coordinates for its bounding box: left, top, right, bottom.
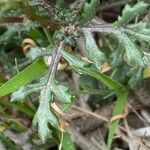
0, 0, 150, 149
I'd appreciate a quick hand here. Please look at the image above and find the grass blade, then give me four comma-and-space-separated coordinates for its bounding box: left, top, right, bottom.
0, 59, 46, 97
72, 65, 123, 90
107, 89, 128, 150
0, 133, 17, 150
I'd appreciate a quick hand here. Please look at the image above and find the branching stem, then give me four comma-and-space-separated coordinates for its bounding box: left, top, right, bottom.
43, 41, 64, 99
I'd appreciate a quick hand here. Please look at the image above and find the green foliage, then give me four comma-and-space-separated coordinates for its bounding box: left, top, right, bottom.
83, 30, 105, 69
26, 47, 53, 61
114, 31, 143, 67
81, 0, 100, 24
107, 89, 128, 150
0, 0, 150, 149
0, 133, 17, 150
0, 59, 46, 97
33, 89, 58, 143
53, 128, 76, 150
71, 65, 123, 89
51, 80, 75, 104
113, 1, 149, 27
126, 22, 150, 43
71, 65, 127, 150
11, 83, 43, 102
61, 49, 88, 67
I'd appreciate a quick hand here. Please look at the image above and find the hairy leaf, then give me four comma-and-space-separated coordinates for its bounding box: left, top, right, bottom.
84, 30, 105, 69
128, 67, 143, 87
51, 80, 75, 104
113, 1, 149, 27
61, 49, 88, 67
81, 0, 100, 24
126, 22, 150, 43
11, 84, 43, 102
33, 90, 58, 143
26, 47, 52, 61
114, 31, 144, 67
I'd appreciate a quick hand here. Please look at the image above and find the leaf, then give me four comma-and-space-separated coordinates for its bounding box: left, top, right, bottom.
0, 99, 35, 118
83, 30, 105, 69
79, 85, 113, 95
71, 65, 123, 90
114, 31, 143, 67
110, 43, 124, 67
51, 80, 76, 104
81, 0, 100, 24
0, 59, 46, 97
128, 67, 143, 87
11, 83, 43, 102
0, 133, 17, 150
33, 90, 58, 143
61, 49, 89, 67
26, 47, 52, 61
10, 120, 27, 132
125, 22, 150, 43
53, 130, 76, 150
107, 89, 128, 150
143, 66, 150, 78
56, 0, 65, 7
113, 1, 149, 27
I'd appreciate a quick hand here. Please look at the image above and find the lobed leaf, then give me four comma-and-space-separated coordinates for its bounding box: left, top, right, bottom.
113, 1, 149, 27
11, 83, 43, 102
33, 90, 58, 143
83, 30, 105, 69
114, 31, 144, 67
61, 49, 89, 67
81, 0, 100, 24
126, 22, 150, 43
51, 80, 75, 104
26, 47, 52, 61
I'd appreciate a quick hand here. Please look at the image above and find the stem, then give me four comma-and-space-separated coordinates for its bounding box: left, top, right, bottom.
42, 41, 64, 101
46, 41, 64, 86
